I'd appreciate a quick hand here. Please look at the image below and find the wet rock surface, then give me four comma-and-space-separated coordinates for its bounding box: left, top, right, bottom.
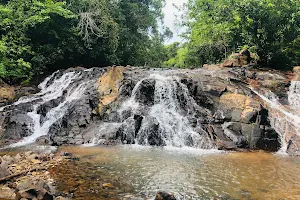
154, 191, 177, 200
0, 65, 298, 154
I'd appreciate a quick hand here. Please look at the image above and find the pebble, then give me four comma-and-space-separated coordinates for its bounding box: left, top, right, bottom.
102, 183, 114, 188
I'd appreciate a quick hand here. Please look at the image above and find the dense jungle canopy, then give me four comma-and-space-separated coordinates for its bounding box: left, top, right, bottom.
0, 0, 299, 84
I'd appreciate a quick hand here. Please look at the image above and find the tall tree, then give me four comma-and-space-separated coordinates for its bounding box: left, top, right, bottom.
186, 0, 300, 68
0, 0, 167, 84
0, 0, 76, 83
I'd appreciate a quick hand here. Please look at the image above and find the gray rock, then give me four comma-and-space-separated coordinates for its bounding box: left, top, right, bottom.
133, 79, 155, 105
0, 66, 283, 153
231, 109, 243, 122
36, 135, 53, 146
241, 123, 262, 148
222, 122, 246, 147
0, 186, 15, 199
154, 191, 177, 200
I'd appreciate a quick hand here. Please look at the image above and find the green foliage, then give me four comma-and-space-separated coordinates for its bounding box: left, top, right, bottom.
0, 41, 6, 77
186, 0, 300, 68
0, 0, 166, 84
283, 37, 300, 67
113, 0, 166, 66
163, 45, 189, 68
0, 0, 76, 83
186, 43, 226, 67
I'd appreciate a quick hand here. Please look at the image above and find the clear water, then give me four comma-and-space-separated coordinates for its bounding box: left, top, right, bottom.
53, 146, 300, 200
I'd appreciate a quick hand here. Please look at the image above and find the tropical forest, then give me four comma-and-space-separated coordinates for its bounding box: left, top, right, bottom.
0, 0, 300, 200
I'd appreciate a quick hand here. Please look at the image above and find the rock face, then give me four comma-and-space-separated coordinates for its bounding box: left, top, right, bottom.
1, 65, 299, 154
1, 103, 34, 145
0, 84, 38, 107
0, 84, 15, 105
97, 66, 124, 114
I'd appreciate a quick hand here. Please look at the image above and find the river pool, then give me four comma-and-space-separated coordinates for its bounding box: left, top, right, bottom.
51, 146, 300, 200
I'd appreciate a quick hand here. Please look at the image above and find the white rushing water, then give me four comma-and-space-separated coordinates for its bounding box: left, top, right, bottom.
116, 74, 214, 148
9, 71, 89, 147
251, 85, 300, 154
288, 81, 300, 110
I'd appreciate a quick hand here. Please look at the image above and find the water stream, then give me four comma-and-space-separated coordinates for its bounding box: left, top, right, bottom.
92, 73, 214, 148
52, 146, 300, 200
8, 70, 91, 147
250, 81, 300, 154
288, 81, 300, 110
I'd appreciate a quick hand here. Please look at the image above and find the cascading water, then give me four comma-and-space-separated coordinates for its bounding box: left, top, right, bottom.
251, 85, 300, 154
288, 81, 300, 110
94, 73, 215, 149
137, 74, 213, 148
8, 70, 90, 147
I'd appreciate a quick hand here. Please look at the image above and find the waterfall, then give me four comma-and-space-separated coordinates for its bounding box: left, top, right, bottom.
251, 88, 300, 154
288, 81, 300, 110
8, 70, 90, 147
111, 74, 214, 148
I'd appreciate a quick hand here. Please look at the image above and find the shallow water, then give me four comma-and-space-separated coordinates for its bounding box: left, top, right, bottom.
53, 146, 300, 200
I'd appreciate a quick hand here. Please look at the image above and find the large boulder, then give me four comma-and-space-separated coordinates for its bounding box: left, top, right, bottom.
137, 117, 165, 146
116, 115, 143, 144
133, 79, 156, 106
1, 107, 33, 145
215, 93, 280, 150
217, 93, 260, 123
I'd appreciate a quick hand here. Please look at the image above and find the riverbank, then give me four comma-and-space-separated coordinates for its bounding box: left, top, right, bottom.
0, 147, 72, 200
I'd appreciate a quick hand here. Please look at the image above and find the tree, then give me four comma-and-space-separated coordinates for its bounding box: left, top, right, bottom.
186, 0, 300, 68
0, 0, 76, 83
0, 0, 167, 84
113, 0, 166, 66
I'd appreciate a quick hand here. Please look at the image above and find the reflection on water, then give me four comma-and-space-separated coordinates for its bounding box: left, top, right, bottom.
53, 146, 300, 200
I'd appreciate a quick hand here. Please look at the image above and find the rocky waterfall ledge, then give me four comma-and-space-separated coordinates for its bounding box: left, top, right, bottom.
1, 65, 299, 155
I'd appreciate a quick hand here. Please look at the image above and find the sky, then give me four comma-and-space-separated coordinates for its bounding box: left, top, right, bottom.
162, 0, 188, 44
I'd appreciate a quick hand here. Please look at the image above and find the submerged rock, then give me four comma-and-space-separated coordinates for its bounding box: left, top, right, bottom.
154, 191, 177, 200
